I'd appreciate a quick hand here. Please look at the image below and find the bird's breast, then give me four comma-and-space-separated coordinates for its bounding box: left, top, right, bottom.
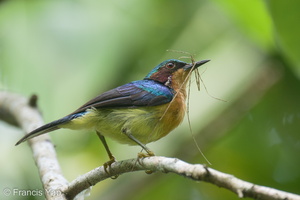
157, 90, 186, 137
85, 90, 186, 145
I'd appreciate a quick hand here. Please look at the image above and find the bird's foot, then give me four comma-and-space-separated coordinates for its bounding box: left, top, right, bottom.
137, 151, 155, 159
103, 156, 119, 179
137, 151, 155, 174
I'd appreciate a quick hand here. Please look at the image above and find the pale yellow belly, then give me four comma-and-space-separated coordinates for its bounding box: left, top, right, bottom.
61, 103, 185, 146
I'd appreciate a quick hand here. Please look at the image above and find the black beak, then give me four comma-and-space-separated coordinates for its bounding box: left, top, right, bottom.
183, 59, 210, 71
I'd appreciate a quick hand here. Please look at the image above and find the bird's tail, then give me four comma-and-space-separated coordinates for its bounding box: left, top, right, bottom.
15, 115, 75, 146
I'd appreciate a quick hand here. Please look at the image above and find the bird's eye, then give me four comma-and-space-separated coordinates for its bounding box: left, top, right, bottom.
166, 62, 175, 69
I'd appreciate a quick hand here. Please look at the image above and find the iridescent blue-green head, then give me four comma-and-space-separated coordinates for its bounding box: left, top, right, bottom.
144, 59, 210, 88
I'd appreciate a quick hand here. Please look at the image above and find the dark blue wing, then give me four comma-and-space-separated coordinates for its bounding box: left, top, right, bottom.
15, 80, 174, 145
70, 80, 174, 114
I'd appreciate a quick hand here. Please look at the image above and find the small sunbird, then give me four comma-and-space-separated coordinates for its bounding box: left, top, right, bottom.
16, 59, 209, 166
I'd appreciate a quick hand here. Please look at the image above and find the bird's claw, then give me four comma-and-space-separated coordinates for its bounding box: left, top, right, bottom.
137, 151, 155, 159
103, 156, 119, 179
137, 151, 155, 174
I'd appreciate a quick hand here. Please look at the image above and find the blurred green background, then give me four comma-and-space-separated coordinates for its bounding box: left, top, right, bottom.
1, 0, 300, 199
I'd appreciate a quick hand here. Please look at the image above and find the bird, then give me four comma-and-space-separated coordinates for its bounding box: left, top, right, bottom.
16, 59, 210, 167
